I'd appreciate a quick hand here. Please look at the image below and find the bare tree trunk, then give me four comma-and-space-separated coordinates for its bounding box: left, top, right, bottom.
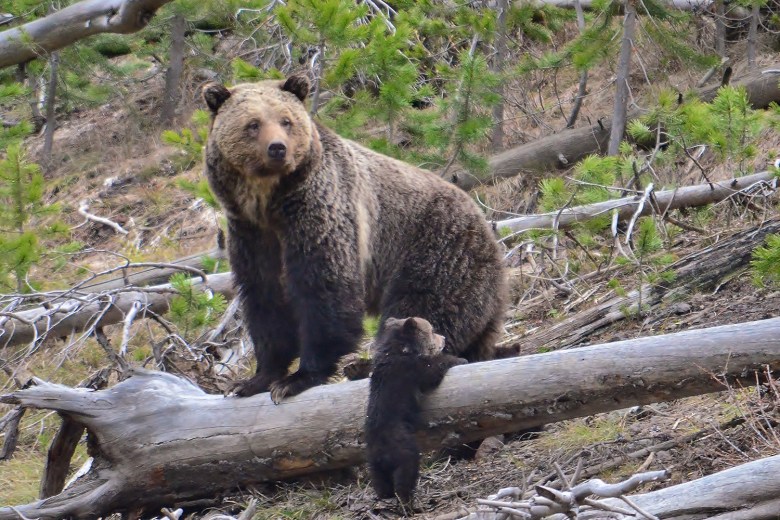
491, 0, 509, 151
160, 13, 185, 124
715, 0, 726, 57
0, 0, 175, 69
2, 317, 780, 518
566, 0, 588, 128
309, 40, 325, 116
41, 51, 58, 170
607, 3, 636, 162
747, 2, 759, 70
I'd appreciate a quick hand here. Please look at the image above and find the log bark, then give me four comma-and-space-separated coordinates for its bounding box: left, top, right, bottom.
0, 271, 235, 349
2, 317, 780, 518
450, 67, 780, 191
0, 0, 175, 69
493, 170, 775, 234
507, 217, 780, 354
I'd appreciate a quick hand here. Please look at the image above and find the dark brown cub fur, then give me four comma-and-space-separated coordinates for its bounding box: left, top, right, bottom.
203, 76, 506, 403
366, 317, 466, 504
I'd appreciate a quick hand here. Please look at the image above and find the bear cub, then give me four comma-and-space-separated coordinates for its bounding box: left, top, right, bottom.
365, 317, 466, 505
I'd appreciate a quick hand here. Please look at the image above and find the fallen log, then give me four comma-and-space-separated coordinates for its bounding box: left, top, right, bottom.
0, 272, 235, 349
0, 0, 175, 69
465, 454, 780, 519
507, 217, 780, 354
451, 67, 780, 191
78, 246, 226, 293
2, 317, 780, 518
493, 170, 775, 234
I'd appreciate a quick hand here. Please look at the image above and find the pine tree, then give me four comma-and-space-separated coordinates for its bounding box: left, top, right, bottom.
0, 143, 68, 292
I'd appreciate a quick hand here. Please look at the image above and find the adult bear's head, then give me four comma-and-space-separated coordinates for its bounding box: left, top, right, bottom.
203, 75, 319, 179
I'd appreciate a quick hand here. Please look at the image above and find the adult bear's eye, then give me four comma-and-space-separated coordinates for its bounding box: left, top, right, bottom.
281, 118, 292, 128
246, 120, 260, 132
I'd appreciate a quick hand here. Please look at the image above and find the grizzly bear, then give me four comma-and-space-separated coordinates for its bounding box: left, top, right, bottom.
202, 75, 505, 403
365, 316, 466, 504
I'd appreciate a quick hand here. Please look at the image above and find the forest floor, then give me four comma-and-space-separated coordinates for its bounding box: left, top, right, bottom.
220, 257, 780, 520
2, 24, 780, 520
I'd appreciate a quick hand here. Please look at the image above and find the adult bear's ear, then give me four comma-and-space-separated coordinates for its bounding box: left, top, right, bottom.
281, 74, 310, 102
203, 83, 231, 113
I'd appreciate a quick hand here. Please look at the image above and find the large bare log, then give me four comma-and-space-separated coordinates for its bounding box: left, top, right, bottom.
451, 68, 780, 191
0, 272, 235, 349
493, 170, 775, 233
2, 317, 780, 518
0, 0, 174, 69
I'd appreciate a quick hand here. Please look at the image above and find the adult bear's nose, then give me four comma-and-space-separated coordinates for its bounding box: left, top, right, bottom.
268, 142, 287, 160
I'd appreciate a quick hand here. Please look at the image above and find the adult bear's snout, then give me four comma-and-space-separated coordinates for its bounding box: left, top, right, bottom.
268, 142, 287, 160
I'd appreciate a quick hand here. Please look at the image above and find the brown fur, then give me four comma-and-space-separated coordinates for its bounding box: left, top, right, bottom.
203, 76, 506, 403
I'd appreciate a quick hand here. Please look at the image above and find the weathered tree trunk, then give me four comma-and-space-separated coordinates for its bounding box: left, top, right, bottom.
747, 2, 759, 70
490, 0, 509, 152
493, 170, 774, 233
607, 3, 635, 160
41, 51, 58, 169
2, 317, 780, 518
450, 67, 780, 191
160, 13, 186, 124
0, 272, 235, 349
566, 0, 588, 129
506, 217, 780, 354
714, 0, 726, 57
0, 0, 175, 70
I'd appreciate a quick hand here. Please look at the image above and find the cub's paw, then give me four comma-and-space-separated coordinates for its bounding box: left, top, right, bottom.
230, 374, 275, 398
269, 370, 327, 404
343, 358, 372, 381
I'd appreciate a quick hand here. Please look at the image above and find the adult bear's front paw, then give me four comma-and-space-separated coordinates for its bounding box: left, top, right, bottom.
268, 370, 327, 404
231, 373, 276, 398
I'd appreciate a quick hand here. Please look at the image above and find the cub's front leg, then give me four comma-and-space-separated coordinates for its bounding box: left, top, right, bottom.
228, 219, 300, 397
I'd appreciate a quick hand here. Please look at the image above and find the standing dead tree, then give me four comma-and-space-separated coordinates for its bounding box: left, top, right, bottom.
1, 316, 780, 518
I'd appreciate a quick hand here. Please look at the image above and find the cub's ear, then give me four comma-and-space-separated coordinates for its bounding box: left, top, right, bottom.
281, 74, 310, 102
402, 317, 419, 334
203, 83, 231, 113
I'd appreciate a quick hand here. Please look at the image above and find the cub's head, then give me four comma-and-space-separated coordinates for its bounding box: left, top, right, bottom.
202, 75, 318, 178
374, 317, 445, 358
